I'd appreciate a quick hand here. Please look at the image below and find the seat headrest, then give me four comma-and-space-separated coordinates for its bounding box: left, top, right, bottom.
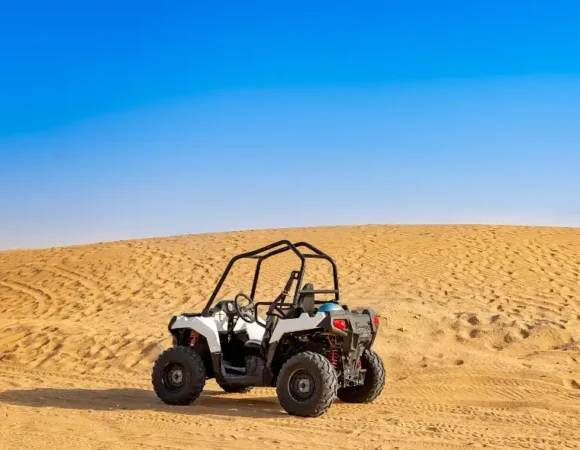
298, 283, 315, 314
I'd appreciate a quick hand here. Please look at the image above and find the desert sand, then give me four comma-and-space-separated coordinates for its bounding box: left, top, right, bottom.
0, 224, 579, 449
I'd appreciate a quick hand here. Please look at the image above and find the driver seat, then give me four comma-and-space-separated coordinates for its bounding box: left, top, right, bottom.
298, 283, 316, 315
285, 283, 316, 319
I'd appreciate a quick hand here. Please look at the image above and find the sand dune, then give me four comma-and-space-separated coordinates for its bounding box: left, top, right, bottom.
0, 225, 579, 449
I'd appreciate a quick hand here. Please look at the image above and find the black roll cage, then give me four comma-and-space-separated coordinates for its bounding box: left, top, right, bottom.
202, 240, 339, 315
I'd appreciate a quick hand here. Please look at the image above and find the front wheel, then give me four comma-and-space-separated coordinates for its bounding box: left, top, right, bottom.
152, 346, 206, 405
337, 348, 385, 403
276, 351, 338, 417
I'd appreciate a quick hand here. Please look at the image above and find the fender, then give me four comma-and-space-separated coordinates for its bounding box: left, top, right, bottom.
269, 312, 326, 343
171, 316, 221, 352
265, 312, 326, 368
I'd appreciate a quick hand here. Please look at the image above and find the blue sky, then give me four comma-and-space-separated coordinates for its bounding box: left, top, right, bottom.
1, 1, 579, 249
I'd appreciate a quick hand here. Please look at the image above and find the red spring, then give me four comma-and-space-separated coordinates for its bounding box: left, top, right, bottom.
189, 333, 198, 347
356, 358, 362, 369
328, 350, 339, 368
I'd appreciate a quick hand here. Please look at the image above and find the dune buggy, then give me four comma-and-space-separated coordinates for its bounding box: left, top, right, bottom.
152, 240, 385, 417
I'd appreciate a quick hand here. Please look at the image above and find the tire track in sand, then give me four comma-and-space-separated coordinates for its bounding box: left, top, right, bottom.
0, 280, 50, 316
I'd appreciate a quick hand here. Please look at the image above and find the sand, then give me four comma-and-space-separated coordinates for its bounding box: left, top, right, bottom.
0, 224, 579, 449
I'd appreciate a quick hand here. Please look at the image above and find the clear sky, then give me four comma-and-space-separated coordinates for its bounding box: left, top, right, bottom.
1, 1, 580, 249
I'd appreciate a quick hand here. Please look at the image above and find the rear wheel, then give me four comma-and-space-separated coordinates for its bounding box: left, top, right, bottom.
276, 351, 338, 417
337, 348, 385, 403
152, 346, 206, 405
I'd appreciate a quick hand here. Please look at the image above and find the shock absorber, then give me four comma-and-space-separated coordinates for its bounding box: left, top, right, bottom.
188, 332, 198, 347
327, 350, 339, 369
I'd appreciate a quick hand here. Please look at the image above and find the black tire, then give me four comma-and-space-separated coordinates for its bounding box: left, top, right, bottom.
152, 346, 206, 405
337, 348, 385, 403
217, 381, 253, 394
276, 351, 338, 417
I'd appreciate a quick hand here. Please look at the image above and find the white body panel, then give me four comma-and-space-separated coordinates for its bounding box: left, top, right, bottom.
211, 311, 265, 341
171, 312, 265, 353
172, 316, 222, 352
269, 312, 326, 343
238, 320, 265, 341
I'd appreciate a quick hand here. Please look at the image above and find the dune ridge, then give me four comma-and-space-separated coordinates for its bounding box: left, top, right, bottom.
1, 225, 579, 449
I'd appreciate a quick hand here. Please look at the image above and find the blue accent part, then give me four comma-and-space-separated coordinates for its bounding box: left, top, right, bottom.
317, 302, 342, 313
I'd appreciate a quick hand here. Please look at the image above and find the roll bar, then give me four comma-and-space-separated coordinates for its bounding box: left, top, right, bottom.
201, 240, 339, 314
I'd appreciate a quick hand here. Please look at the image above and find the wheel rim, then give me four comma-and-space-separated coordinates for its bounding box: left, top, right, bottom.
288, 369, 316, 402
163, 363, 186, 392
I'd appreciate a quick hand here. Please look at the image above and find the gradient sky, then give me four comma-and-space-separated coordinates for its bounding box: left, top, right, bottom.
1, 1, 580, 249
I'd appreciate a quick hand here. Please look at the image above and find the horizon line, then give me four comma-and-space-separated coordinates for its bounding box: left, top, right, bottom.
2, 221, 579, 253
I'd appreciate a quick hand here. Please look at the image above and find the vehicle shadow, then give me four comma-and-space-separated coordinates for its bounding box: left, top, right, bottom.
0, 387, 285, 418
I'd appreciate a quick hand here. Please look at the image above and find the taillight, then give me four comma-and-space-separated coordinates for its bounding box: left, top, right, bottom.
373, 316, 379, 326
333, 319, 347, 331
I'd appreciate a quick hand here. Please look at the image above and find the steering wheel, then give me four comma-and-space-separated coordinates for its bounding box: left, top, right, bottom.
234, 293, 256, 323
